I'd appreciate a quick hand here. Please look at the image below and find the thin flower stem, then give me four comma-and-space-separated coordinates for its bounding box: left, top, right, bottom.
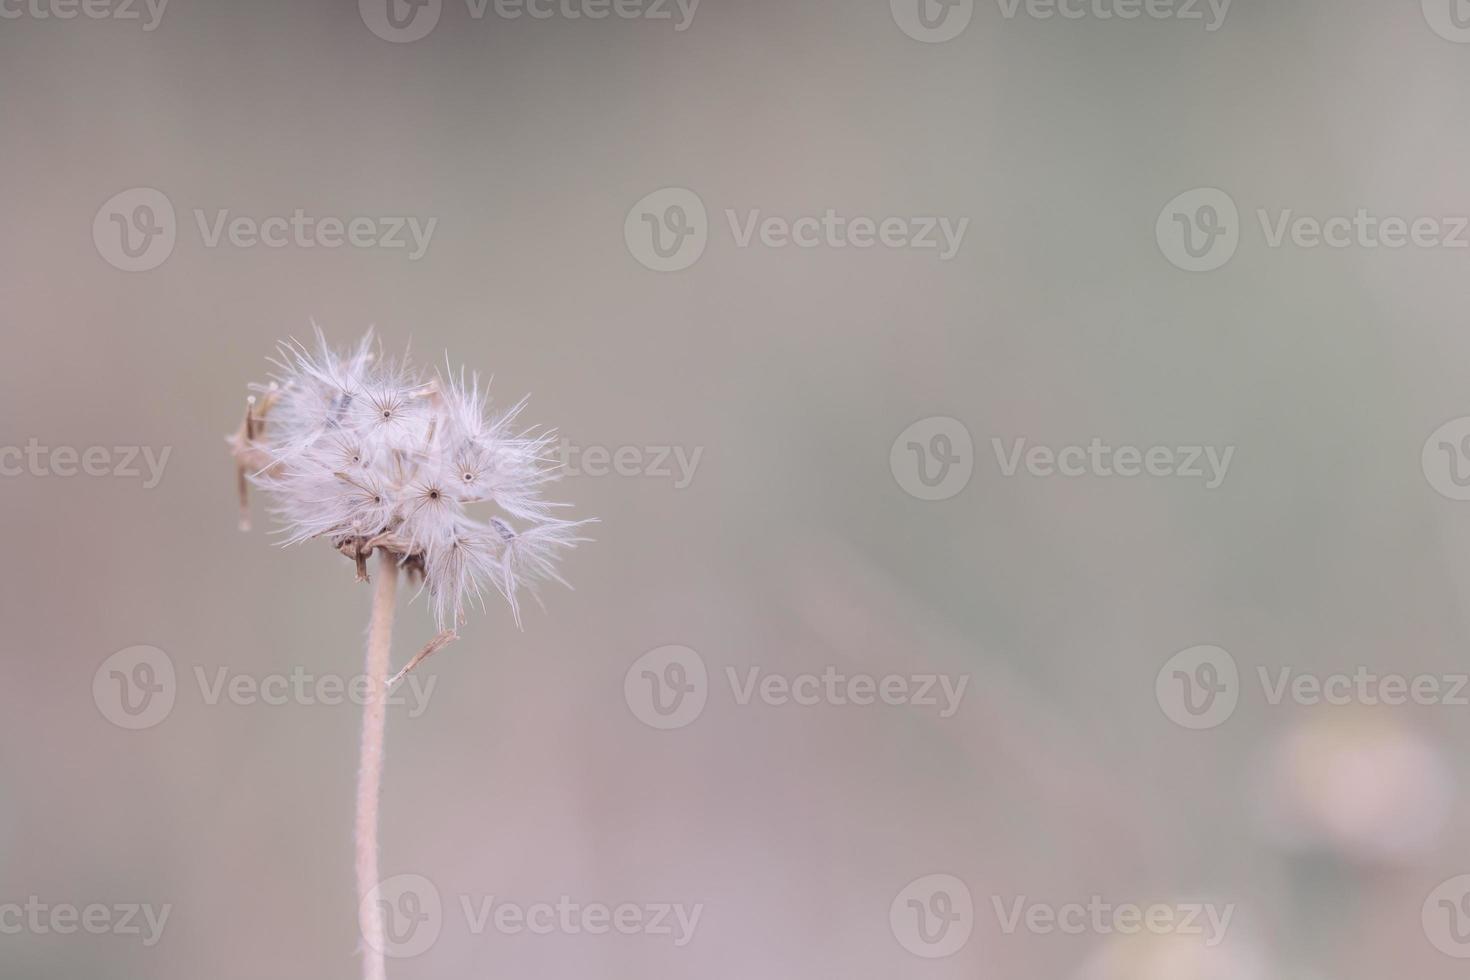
355, 550, 398, 980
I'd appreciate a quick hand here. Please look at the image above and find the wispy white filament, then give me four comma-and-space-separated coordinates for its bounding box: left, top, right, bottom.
245, 327, 593, 628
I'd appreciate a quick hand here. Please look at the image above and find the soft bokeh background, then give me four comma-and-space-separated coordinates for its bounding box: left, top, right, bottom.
7, 0, 1470, 976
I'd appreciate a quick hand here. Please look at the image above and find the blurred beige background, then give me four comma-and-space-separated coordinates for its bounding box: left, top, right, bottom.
7, 0, 1470, 977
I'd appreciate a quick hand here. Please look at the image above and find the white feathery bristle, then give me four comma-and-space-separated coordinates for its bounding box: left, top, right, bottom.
242, 329, 593, 629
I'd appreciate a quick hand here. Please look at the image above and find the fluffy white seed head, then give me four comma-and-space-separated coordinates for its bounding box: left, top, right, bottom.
236, 327, 592, 629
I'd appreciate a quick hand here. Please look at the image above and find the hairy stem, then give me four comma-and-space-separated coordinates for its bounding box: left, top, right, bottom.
355, 550, 398, 980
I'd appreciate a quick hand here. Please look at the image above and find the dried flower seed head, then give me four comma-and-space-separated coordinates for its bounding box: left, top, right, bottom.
230, 326, 593, 630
